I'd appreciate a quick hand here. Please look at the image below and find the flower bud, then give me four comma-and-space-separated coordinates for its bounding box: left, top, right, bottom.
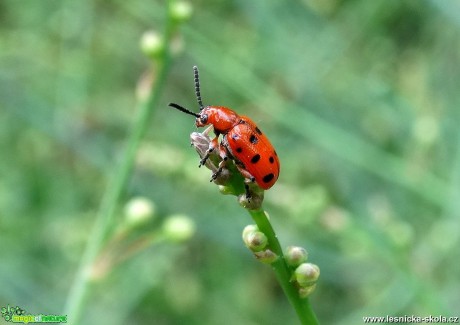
211, 167, 231, 185
124, 197, 155, 226
242, 224, 258, 240
294, 263, 320, 287
218, 185, 236, 195
171, 1, 193, 23
285, 246, 308, 267
162, 214, 195, 242
243, 231, 268, 252
298, 283, 317, 298
140, 30, 164, 59
238, 188, 264, 210
170, 34, 185, 56
254, 249, 278, 264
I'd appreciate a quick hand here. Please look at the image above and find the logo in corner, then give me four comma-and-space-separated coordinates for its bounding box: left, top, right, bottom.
1, 305, 67, 324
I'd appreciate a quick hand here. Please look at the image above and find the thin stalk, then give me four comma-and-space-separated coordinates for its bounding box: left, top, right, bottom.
194, 132, 320, 324
248, 209, 319, 325
63, 2, 174, 323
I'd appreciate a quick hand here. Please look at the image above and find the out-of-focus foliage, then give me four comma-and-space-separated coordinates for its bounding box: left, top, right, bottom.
1, 0, 459, 324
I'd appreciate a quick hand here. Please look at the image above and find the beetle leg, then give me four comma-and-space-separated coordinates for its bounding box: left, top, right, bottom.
210, 143, 229, 181
199, 136, 219, 167
235, 165, 256, 183
244, 184, 251, 199
235, 164, 256, 199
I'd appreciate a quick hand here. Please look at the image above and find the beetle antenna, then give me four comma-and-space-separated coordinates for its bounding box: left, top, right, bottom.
193, 66, 204, 110
169, 103, 200, 118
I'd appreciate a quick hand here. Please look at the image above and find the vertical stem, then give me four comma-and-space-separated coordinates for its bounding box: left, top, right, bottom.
64, 2, 174, 324
248, 209, 319, 325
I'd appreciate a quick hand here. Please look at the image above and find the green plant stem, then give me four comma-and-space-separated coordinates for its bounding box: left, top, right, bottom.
248, 209, 319, 325
63, 3, 174, 324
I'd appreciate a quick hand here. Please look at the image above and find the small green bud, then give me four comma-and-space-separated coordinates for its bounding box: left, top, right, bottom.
285, 246, 308, 267
295, 263, 320, 287
170, 34, 185, 56
171, 1, 193, 23
254, 249, 278, 264
218, 185, 236, 195
299, 283, 317, 298
140, 30, 164, 59
211, 167, 231, 186
243, 231, 268, 252
124, 197, 155, 226
162, 214, 195, 242
242, 224, 258, 240
238, 190, 264, 210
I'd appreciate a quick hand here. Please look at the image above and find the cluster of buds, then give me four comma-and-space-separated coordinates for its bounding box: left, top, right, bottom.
90, 197, 195, 280
242, 225, 278, 264
242, 224, 320, 298
140, 1, 192, 60
190, 126, 264, 210
285, 246, 320, 298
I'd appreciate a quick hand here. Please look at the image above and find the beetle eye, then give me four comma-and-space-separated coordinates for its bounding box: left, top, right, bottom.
201, 114, 208, 124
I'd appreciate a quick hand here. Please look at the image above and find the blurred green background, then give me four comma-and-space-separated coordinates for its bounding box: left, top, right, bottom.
1, 0, 459, 324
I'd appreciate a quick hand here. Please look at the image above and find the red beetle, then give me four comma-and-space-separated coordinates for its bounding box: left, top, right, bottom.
169, 66, 280, 194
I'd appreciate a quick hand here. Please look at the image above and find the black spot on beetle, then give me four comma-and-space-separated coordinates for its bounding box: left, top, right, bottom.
249, 134, 258, 144
236, 147, 243, 153
231, 134, 239, 141
255, 127, 262, 135
251, 154, 261, 163
262, 173, 275, 183
269, 156, 275, 164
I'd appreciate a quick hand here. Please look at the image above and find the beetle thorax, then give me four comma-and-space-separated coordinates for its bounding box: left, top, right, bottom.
196, 106, 240, 134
